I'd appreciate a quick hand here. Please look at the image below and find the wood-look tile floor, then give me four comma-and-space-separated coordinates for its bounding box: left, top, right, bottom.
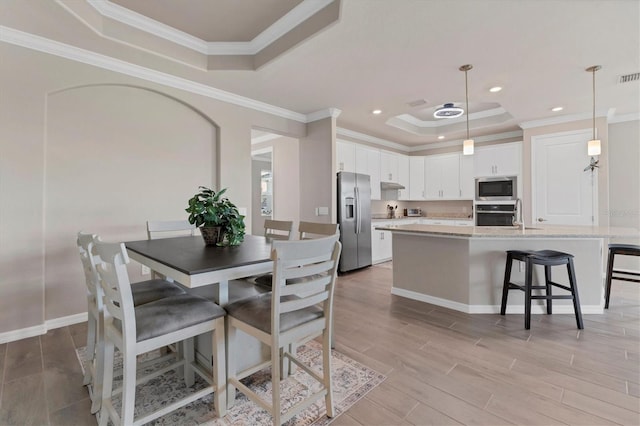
1, 262, 638, 425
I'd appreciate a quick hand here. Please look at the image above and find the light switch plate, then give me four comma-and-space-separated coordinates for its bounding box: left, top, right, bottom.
315, 206, 329, 216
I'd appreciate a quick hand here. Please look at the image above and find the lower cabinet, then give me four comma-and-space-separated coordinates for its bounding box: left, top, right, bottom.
371, 223, 393, 264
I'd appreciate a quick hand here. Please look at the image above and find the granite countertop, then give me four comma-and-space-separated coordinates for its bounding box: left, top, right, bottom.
371, 216, 473, 222
374, 223, 640, 239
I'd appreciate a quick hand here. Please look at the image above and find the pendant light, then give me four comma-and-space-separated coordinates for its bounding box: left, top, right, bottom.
460, 64, 474, 155
584, 65, 601, 172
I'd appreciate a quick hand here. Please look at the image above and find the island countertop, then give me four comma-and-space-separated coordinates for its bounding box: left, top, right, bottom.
375, 223, 639, 239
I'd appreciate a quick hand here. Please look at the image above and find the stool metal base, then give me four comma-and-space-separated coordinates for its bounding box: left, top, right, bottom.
604, 244, 640, 309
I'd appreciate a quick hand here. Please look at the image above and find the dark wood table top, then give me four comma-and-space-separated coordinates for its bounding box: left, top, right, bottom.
125, 234, 272, 276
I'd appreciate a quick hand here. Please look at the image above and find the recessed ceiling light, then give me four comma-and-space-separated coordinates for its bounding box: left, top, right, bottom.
551, 106, 564, 112
372, 109, 382, 115
489, 86, 502, 93
438, 136, 445, 140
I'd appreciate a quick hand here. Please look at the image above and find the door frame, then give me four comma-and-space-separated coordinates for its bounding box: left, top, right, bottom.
531, 128, 598, 225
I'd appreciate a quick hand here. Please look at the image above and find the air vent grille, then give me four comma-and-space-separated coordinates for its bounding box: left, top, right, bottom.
408, 99, 427, 108
619, 73, 640, 84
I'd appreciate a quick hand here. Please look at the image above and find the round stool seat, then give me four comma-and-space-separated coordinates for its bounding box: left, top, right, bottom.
608, 244, 640, 255
605, 244, 640, 309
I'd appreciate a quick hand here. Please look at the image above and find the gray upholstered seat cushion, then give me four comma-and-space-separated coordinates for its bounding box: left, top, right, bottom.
131, 279, 186, 306
133, 294, 226, 342
225, 293, 323, 334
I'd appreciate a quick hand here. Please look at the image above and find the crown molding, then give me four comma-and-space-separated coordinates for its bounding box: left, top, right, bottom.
609, 112, 640, 124
519, 108, 613, 129
0, 26, 307, 122
87, 0, 334, 55
336, 128, 409, 152
306, 108, 342, 122
394, 107, 507, 128
407, 130, 523, 152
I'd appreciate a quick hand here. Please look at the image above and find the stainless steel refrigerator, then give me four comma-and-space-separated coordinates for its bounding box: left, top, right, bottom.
337, 172, 372, 272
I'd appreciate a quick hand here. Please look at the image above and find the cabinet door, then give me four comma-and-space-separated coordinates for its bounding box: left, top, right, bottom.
439, 154, 460, 199
397, 155, 410, 200
409, 156, 426, 200
380, 151, 400, 182
371, 224, 391, 263
424, 156, 441, 199
474, 142, 522, 177
381, 230, 393, 260
336, 141, 356, 173
459, 154, 475, 199
355, 146, 381, 200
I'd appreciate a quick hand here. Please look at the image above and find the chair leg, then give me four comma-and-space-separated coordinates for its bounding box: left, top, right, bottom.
226, 321, 237, 409
544, 265, 553, 315
91, 313, 105, 414
567, 259, 584, 329
212, 318, 226, 418
98, 340, 115, 426
323, 328, 334, 418
121, 346, 138, 426
604, 248, 615, 309
84, 310, 97, 386
500, 253, 513, 315
183, 337, 196, 387
271, 342, 281, 426
524, 258, 532, 330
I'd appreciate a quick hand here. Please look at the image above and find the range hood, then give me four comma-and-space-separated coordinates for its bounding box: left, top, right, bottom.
380, 181, 406, 190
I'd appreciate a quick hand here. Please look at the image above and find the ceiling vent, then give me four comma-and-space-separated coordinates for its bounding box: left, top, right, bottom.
618, 72, 640, 84
408, 99, 427, 108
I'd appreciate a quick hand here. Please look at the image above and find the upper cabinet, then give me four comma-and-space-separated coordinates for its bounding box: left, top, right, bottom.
336, 141, 356, 173
459, 154, 475, 199
380, 151, 400, 183
425, 153, 461, 199
397, 154, 410, 200
474, 142, 522, 177
409, 156, 426, 200
355, 145, 381, 200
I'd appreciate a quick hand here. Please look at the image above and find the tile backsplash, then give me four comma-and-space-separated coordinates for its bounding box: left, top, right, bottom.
372, 199, 474, 219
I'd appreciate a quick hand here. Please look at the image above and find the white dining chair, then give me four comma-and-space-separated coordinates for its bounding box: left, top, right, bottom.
77, 232, 186, 414
95, 237, 227, 426
225, 234, 341, 425
146, 220, 197, 280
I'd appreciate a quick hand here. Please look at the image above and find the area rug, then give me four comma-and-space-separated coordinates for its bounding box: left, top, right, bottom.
76, 340, 385, 425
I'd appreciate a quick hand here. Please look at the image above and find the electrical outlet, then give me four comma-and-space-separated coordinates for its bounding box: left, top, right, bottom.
141, 265, 151, 275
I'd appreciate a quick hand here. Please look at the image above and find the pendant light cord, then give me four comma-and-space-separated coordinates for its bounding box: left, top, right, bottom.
465, 69, 470, 140
592, 67, 596, 140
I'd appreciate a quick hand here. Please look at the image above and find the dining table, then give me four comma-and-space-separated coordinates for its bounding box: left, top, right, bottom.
125, 234, 274, 306
126, 234, 275, 374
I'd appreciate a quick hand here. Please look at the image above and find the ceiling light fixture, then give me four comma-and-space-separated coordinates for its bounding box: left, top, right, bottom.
433, 103, 463, 118
438, 135, 445, 140
551, 106, 563, 112
372, 109, 382, 115
584, 65, 602, 172
460, 64, 474, 155
489, 86, 502, 93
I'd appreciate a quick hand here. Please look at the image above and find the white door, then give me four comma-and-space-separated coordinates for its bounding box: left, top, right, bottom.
532, 129, 596, 225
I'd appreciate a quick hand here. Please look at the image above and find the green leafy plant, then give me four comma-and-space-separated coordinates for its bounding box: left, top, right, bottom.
185, 186, 245, 246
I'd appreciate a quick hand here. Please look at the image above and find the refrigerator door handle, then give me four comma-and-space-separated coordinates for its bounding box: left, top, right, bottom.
355, 186, 361, 234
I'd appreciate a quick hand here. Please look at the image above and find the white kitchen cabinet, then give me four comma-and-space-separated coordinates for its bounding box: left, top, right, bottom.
380, 151, 399, 183
336, 141, 356, 173
455, 220, 474, 226
474, 142, 522, 177
459, 154, 475, 199
355, 145, 381, 200
397, 154, 410, 200
371, 222, 393, 263
424, 153, 460, 199
409, 156, 426, 200
421, 218, 473, 227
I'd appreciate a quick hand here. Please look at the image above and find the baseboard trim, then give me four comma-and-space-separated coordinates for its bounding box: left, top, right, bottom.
391, 287, 603, 314
0, 312, 88, 344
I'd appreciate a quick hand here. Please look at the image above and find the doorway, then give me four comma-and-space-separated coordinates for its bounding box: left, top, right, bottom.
251, 146, 273, 235
532, 129, 597, 226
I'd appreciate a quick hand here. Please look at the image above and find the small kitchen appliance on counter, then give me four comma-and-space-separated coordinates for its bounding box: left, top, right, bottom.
407, 208, 422, 217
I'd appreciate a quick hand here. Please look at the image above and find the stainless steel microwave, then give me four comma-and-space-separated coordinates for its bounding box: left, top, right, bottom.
475, 176, 517, 201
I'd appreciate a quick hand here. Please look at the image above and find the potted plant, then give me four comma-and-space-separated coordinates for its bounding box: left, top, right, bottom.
185, 186, 246, 246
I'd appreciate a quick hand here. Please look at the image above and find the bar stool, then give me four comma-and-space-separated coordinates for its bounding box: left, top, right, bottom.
604, 244, 640, 308
501, 249, 583, 330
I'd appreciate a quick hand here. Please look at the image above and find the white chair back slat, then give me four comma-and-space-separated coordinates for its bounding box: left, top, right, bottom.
298, 222, 339, 240
77, 232, 100, 299
147, 220, 196, 239
280, 291, 329, 314
282, 260, 334, 280
280, 276, 331, 297
264, 219, 294, 240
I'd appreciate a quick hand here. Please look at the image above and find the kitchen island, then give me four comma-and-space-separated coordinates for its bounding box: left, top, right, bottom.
375, 224, 639, 314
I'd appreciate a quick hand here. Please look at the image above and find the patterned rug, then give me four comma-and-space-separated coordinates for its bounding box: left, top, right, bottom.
76, 340, 385, 425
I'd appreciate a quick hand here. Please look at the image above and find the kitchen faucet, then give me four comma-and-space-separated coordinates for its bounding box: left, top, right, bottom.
513, 198, 524, 230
